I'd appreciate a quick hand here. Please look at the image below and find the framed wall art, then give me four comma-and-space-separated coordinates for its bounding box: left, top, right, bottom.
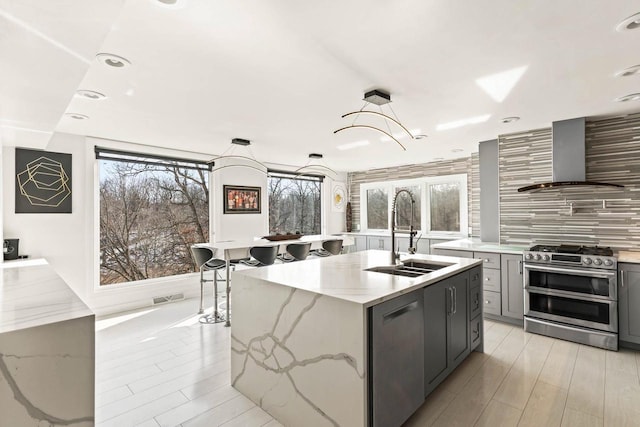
15, 148, 72, 213
223, 185, 261, 214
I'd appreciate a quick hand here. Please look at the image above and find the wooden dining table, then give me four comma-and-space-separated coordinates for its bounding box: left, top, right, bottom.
196, 234, 354, 326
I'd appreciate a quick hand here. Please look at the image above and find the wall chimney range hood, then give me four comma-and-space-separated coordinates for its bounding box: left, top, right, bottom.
517, 117, 624, 192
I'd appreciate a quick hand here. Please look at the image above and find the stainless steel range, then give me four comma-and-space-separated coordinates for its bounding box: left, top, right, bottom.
523, 244, 618, 350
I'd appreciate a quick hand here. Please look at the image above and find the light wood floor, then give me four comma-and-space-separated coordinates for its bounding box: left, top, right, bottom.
96, 299, 640, 427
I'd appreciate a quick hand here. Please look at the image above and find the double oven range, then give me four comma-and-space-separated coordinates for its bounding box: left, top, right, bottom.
523, 244, 618, 350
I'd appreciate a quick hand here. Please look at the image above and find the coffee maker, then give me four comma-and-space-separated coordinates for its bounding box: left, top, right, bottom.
3, 239, 19, 261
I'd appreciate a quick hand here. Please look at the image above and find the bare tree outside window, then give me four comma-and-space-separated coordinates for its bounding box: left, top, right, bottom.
99, 160, 209, 285
367, 188, 388, 229
268, 175, 321, 234
429, 183, 460, 232
394, 186, 421, 231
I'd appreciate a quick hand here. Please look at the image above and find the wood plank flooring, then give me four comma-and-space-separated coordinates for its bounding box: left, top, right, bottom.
96, 299, 640, 427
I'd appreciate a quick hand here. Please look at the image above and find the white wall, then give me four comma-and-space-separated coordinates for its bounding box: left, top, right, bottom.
212, 157, 268, 242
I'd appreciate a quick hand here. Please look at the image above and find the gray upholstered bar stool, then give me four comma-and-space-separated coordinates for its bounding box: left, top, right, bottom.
310, 239, 343, 257
277, 242, 312, 262
240, 245, 279, 267
190, 246, 234, 324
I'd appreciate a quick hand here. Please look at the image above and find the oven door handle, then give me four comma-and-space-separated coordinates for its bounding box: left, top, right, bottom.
524, 263, 616, 279
525, 286, 615, 302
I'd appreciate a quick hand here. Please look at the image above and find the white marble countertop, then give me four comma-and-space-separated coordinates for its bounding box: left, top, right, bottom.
431, 238, 528, 254
0, 259, 93, 334
341, 231, 466, 240
233, 250, 482, 307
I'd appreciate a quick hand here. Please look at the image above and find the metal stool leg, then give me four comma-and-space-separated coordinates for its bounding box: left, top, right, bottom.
199, 267, 226, 324
198, 266, 205, 314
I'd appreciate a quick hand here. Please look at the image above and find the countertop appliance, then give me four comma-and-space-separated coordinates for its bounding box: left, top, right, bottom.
3, 239, 19, 261
523, 244, 618, 350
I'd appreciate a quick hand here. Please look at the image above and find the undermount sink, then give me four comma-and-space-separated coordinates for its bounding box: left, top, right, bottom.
364, 259, 453, 278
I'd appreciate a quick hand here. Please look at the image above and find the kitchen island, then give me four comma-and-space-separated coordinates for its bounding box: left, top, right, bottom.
230, 250, 483, 427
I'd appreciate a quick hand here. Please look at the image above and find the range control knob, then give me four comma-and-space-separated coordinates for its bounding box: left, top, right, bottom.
542, 255, 550, 261
603, 259, 614, 267
525, 253, 533, 260
583, 257, 593, 265
593, 258, 603, 266
534, 254, 542, 261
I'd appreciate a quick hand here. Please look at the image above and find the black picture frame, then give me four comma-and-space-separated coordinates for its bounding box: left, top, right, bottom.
15, 148, 72, 213
223, 185, 261, 214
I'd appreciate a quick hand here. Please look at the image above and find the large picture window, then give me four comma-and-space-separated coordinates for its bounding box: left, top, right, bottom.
97, 148, 210, 285
360, 175, 467, 235
268, 171, 321, 234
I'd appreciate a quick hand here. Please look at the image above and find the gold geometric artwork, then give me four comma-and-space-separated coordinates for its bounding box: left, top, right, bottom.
16, 154, 71, 210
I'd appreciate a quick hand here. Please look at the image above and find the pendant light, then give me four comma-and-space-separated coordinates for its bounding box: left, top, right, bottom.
333, 89, 416, 151
209, 138, 268, 174
294, 153, 338, 180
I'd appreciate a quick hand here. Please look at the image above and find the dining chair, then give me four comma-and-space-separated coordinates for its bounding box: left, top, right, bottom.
310, 239, 343, 257
190, 246, 233, 324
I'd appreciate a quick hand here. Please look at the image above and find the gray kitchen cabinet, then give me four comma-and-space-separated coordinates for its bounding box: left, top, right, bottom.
367, 236, 391, 251
619, 263, 640, 345
432, 248, 474, 258
423, 269, 471, 396
500, 254, 524, 320
397, 236, 430, 254
351, 235, 367, 252
370, 288, 424, 427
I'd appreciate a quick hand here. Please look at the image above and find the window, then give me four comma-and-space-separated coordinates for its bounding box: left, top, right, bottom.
360, 175, 467, 235
268, 171, 321, 234
97, 148, 210, 285
366, 188, 388, 230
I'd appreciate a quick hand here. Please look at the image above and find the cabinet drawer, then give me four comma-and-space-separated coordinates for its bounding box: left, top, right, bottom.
482, 268, 501, 292
432, 249, 473, 258
469, 267, 481, 288
470, 316, 482, 350
469, 285, 481, 320
474, 252, 501, 269
483, 290, 501, 316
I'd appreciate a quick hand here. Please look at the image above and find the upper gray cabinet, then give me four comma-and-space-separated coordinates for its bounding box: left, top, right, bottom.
479, 139, 499, 242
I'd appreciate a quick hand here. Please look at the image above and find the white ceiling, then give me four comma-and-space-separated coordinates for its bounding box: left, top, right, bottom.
2, 0, 640, 170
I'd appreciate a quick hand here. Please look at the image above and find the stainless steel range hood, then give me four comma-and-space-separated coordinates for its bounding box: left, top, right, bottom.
517, 117, 624, 192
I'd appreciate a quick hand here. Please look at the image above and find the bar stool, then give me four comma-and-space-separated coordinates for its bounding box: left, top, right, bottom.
278, 242, 312, 262
190, 246, 233, 324
240, 245, 279, 267
310, 239, 343, 257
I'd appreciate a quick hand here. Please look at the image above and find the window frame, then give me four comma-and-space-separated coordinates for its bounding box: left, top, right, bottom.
266, 169, 323, 235
95, 146, 212, 288
360, 174, 468, 236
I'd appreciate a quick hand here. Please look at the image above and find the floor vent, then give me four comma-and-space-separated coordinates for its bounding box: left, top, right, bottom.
152, 293, 185, 305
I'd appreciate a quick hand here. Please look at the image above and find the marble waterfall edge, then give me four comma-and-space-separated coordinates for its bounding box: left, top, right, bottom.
0, 316, 95, 427
231, 275, 366, 427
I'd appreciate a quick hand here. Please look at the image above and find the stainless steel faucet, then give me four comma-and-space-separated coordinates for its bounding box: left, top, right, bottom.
390, 189, 417, 264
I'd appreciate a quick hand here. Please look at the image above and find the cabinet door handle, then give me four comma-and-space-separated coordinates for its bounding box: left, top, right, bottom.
448, 287, 454, 315
518, 260, 523, 275
453, 286, 457, 314
621, 270, 625, 288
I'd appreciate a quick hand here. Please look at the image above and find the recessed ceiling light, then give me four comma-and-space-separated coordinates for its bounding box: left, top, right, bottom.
615, 93, 640, 102
65, 113, 89, 120
615, 64, 640, 77
76, 90, 107, 100
451, 148, 464, 153
433, 157, 445, 161
96, 53, 131, 68
379, 128, 422, 142
154, 0, 185, 8
337, 140, 370, 151
436, 114, 491, 131
616, 12, 640, 32
501, 116, 520, 123
414, 134, 428, 140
